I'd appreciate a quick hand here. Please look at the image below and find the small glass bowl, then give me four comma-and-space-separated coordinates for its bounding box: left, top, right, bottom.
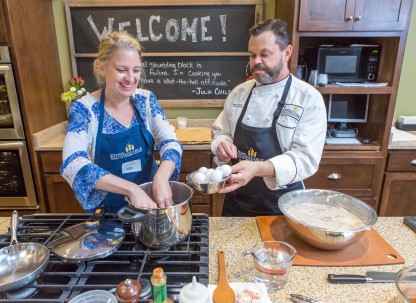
396, 266, 416, 303
185, 172, 229, 194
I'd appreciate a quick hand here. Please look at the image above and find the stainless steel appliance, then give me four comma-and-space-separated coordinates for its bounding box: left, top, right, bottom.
0, 213, 209, 302
0, 47, 36, 208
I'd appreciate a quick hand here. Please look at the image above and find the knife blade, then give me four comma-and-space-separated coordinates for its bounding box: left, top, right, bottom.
328, 271, 397, 283
290, 293, 327, 303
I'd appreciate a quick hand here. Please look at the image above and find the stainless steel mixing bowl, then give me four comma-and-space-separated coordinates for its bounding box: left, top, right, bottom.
186, 172, 229, 194
278, 189, 377, 250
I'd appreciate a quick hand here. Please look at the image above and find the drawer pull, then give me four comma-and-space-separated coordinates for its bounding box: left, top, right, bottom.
411, 159, 416, 165
328, 173, 342, 180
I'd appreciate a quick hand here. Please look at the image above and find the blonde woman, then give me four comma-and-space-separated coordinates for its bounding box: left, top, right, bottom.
60, 31, 182, 212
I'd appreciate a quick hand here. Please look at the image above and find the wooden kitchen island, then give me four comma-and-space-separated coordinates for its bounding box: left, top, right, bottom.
0, 216, 415, 303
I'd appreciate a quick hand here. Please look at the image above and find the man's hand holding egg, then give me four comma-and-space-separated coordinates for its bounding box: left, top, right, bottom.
186, 164, 232, 194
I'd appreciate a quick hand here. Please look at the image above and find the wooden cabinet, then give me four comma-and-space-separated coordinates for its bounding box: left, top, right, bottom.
299, 0, 411, 31
0, 1, 8, 43
304, 151, 383, 210
379, 150, 416, 216
0, 0, 67, 212
276, 0, 413, 213
39, 149, 215, 215
38, 151, 83, 213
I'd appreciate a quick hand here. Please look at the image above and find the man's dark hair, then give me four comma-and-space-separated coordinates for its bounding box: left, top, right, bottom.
249, 19, 291, 50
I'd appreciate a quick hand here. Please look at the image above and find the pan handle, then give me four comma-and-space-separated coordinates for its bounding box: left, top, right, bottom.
85, 205, 107, 229
117, 207, 147, 223
10, 210, 19, 245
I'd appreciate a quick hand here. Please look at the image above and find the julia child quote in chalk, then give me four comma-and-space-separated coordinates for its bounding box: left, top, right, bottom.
76, 56, 248, 99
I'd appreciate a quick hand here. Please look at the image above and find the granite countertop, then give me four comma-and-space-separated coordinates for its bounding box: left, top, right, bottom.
33, 121, 416, 151
32, 120, 215, 151
1, 216, 413, 303
209, 216, 414, 303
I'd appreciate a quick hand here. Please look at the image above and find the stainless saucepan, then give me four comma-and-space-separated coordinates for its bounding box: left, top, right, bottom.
0, 211, 50, 292
118, 181, 193, 248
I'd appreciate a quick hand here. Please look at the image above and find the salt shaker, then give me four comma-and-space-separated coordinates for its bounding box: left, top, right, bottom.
179, 276, 210, 303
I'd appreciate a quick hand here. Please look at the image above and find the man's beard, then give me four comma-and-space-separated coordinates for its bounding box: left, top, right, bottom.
251, 59, 284, 84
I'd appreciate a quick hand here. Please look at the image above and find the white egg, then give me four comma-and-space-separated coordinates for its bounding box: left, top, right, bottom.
204, 168, 214, 182
219, 164, 232, 178
209, 170, 223, 182
215, 166, 221, 170
198, 167, 208, 173
193, 172, 206, 183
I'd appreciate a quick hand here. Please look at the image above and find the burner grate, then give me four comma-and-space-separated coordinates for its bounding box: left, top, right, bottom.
0, 213, 209, 303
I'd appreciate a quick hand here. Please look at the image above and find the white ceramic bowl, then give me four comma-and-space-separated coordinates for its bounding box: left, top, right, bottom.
235, 282, 263, 303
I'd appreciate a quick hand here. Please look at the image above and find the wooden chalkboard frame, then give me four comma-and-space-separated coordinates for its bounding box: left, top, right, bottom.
65, 0, 263, 108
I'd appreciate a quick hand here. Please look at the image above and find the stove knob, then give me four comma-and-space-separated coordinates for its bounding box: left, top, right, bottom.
115, 278, 142, 303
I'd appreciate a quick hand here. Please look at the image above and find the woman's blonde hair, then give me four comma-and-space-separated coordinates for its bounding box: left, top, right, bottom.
93, 31, 143, 86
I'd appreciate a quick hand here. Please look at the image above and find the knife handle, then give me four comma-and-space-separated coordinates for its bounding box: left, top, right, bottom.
327, 274, 367, 283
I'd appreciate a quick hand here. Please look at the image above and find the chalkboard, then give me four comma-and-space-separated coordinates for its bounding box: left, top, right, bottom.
70, 6, 255, 53
65, 1, 262, 107
77, 56, 248, 99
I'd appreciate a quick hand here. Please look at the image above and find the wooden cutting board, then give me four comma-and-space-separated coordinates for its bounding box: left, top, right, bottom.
256, 216, 405, 266
175, 128, 212, 144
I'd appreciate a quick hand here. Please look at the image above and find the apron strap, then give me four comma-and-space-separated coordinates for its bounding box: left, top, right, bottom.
95, 89, 106, 162
235, 82, 256, 128
272, 74, 292, 147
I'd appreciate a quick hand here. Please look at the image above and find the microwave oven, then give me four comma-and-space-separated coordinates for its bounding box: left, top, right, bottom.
311, 45, 381, 83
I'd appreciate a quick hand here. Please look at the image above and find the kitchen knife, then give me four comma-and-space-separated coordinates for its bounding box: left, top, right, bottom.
290, 293, 327, 303
328, 271, 397, 283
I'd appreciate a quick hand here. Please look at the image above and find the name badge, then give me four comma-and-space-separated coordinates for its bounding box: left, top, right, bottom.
122, 159, 142, 174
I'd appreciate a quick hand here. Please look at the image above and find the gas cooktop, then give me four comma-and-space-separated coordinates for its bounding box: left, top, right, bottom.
0, 213, 209, 302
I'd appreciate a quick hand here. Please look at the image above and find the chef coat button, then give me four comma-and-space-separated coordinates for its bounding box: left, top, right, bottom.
266, 117, 271, 121
246, 116, 250, 120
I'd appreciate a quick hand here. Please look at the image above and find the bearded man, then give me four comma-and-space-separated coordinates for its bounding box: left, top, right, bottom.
211, 19, 327, 217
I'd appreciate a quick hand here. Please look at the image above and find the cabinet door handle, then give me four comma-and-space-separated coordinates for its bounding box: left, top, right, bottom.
411, 159, 416, 165
328, 173, 342, 180
354, 16, 362, 21
345, 16, 353, 21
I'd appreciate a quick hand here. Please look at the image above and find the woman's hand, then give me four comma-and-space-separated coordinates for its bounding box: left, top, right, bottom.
152, 178, 173, 208
126, 184, 158, 209
96, 174, 157, 209
152, 160, 176, 208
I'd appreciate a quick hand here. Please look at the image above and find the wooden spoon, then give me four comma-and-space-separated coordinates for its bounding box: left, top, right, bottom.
212, 250, 235, 303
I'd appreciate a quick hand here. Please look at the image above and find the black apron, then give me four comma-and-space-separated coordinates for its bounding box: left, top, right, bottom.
222, 75, 304, 217
94, 90, 158, 213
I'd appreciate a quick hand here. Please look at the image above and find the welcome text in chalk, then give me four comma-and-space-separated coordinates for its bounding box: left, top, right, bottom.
87, 14, 228, 43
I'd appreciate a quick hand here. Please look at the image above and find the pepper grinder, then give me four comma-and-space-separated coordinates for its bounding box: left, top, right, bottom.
115, 278, 142, 303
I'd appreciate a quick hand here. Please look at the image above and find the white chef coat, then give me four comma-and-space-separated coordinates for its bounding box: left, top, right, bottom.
211, 75, 327, 189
